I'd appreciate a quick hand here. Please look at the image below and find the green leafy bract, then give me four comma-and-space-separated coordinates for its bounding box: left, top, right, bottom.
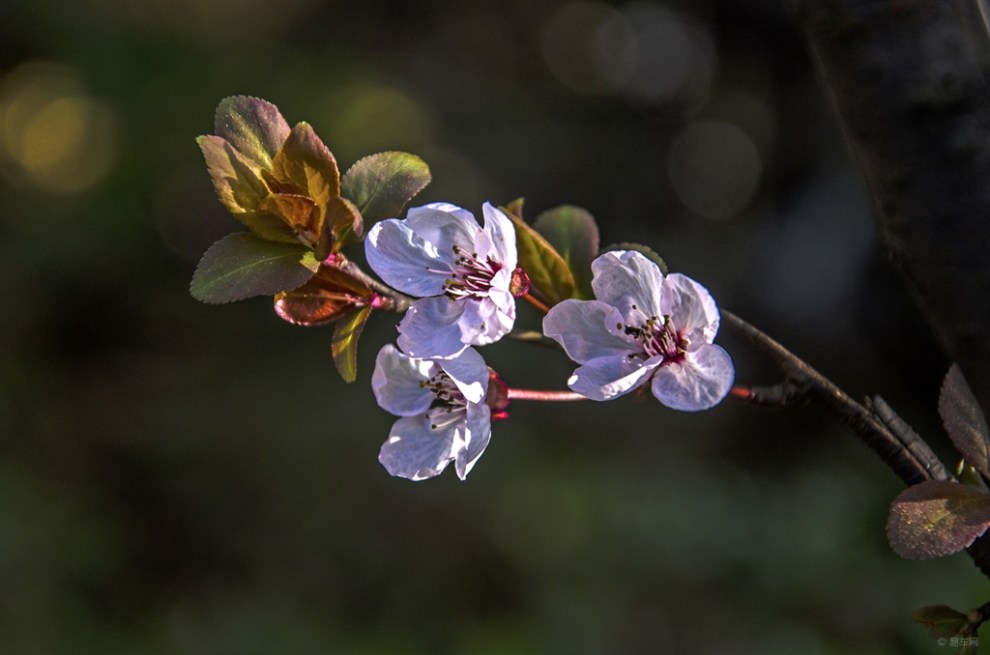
912, 605, 968, 638
332, 305, 373, 383
886, 480, 990, 559
340, 151, 431, 243
501, 199, 576, 306
939, 364, 990, 479
191, 232, 319, 304
532, 205, 599, 298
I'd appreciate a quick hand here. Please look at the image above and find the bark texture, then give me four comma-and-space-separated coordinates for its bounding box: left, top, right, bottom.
797, 0, 990, 413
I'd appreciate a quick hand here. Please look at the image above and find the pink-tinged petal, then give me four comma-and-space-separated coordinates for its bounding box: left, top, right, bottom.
379, 417, 463, 481
365, 219, 451, 297
371, 345, 436, 416
482, 202, 517, 270
568, 354, 661, 401
543, 299, 634, 364
438, 348, 489, 404
456, 403, 493, 480
661, 273, 720, 344
404, 203, 480, 253
397, 297, 469, 359
591, 250, 665, 322
650, 344, 734, 411
214, 96, 290, 171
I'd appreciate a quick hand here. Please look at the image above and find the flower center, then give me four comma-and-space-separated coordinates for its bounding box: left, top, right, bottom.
442, 245, 502, 300
622, 308, 686, 364
420, 369, 468, 431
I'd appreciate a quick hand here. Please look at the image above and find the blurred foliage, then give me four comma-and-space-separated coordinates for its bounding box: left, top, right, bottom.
0, 0, 986, 653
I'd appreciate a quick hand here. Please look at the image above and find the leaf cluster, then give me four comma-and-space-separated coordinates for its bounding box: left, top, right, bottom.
191, 96, 430, 380
887, 365, 990, 560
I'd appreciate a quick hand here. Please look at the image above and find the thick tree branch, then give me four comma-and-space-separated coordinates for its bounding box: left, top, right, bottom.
795, 0, 990, 415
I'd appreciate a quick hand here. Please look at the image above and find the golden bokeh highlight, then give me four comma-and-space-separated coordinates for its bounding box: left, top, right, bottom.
0, 62, 117, 194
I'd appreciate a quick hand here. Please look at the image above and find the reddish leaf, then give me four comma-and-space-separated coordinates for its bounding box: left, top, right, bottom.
886, 480, 990, 559
323, 195, 363, 255
259, 193, 321, 247
272, 122, 340, 198
940, 364, 990, 478
274, 265, 374, 327
197, 135, 298, 244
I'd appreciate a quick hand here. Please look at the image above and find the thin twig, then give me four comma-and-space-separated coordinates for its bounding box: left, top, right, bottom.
721, 309, 944, 486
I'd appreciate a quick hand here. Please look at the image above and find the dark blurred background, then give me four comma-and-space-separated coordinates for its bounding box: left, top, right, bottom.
0, 0, 984, 653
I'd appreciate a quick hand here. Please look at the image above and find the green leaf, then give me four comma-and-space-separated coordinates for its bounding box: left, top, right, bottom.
274, 265, 373, 327
332, 305, 373, 382
213, 96, 290, 171
912, 605, 968, 638
532, 205, 599, 298
191, 232, 319, 304
940, 364, 990, 479
604, 242, 668, 275
886, 480, 990, 559
501, 200, 576, 306
341, 151, 431, 230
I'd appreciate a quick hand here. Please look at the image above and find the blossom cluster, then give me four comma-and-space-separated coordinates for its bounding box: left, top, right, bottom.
193, 97, 734, 484
366, 202, 517, 480
366, 205, 734, 481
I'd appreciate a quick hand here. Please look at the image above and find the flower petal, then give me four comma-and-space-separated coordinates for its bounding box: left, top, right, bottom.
379, 417, 463, 481
365, 219, 451, 296
543, 299, 634, 364
456, 403, 492, 480
371, 345, 436, 416
661, 273, 720, 344
458, 296, 514, 347
404, 203, 480, 253
438, 348, 489, 404
568, 354, 661, 401
397, 296, 469, 359
482, 202, 517, 270
650, 344, 734, 411
591, 250, 665, 322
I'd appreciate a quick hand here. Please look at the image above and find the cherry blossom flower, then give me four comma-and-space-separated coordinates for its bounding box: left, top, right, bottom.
372, 344, 492, 480
543, 250, 733, 411
365, 202, 517, 359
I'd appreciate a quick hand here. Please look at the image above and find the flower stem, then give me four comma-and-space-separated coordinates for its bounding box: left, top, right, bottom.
506, 388, 587, 402
522, 293, 550, 314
